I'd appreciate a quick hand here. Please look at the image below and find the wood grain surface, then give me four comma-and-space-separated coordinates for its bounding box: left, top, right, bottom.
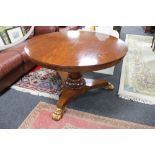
24, 31, 128, 72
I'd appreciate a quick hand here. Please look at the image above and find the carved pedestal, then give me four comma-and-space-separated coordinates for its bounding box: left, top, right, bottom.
52, 72, 114, 121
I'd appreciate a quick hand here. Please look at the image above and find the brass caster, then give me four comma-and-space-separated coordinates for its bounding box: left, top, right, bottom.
103, 82, 114, 90
52, 107, 64, 121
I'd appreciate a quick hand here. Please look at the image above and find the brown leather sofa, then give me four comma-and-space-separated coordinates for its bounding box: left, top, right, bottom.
0, 26, 81, 93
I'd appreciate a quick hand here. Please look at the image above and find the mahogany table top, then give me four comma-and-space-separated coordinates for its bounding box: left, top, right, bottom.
24, 31, 128, 72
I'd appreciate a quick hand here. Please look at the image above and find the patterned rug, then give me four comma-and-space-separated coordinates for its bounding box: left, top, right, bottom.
19, 102, 153, 129
11, 66, 63, 100
119, 34, 155, 104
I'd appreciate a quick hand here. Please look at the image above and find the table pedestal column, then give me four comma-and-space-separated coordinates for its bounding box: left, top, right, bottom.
52, 72, 114, 121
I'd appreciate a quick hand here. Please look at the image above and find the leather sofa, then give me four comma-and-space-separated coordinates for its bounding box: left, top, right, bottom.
0, 26, 81, 93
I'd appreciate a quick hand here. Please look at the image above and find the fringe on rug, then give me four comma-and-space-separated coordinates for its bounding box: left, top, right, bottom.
118, 94, 155, 105
11, 85, 59, 100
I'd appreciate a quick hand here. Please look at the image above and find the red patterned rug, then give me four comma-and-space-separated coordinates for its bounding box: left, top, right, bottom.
12, 66, 63, 100
19, 102, 153, 129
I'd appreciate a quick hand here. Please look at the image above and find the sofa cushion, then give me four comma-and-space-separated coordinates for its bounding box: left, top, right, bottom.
3, 41, 32, 62
0, 51, 23, 79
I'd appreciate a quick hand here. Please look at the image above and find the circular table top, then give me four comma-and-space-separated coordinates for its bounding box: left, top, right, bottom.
24, 31, 128, 72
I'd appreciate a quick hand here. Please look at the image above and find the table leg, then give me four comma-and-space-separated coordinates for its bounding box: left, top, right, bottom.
52, 72, 114, 121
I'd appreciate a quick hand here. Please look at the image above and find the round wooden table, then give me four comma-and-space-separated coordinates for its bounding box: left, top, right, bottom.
24, 31, 128, 121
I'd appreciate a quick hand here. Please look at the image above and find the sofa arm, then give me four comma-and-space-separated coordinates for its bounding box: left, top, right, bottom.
34, 26, 58, 35
0, 51, 23, 79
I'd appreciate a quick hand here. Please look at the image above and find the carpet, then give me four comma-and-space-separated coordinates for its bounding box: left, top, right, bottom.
119, 34, 155, 104
19, 102, 153, 129
11, 66, 63, 100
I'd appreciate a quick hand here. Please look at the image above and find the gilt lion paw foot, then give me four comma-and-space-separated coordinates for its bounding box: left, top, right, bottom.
103, 82, 114, 90
52, 107, 64, 121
